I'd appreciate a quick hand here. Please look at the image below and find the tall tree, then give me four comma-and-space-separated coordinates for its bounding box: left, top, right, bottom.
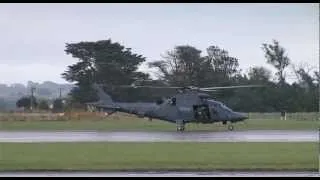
149, 45, 205, 86
248, 66, 272, 83
292, 65, 319, 112
149, 45, 241, 87
262, 40, 290, 84
206, 45, 240, 83
62, 39, 149, 104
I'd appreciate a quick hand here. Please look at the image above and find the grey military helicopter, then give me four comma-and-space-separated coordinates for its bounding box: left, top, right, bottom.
88, 82, 262, 132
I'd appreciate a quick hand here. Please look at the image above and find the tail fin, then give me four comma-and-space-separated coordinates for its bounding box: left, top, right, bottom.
92, 83, 114, 104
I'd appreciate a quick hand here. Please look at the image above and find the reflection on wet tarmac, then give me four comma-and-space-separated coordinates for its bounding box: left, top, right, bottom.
0, 130, 317, 142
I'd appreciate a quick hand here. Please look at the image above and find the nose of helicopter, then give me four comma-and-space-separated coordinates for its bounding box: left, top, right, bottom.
233, 112, 248, 121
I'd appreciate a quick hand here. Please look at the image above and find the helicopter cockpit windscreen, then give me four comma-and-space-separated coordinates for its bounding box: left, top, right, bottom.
205, 99, 233, 112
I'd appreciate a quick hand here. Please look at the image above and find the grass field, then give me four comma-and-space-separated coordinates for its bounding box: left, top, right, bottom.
0, 142, 317, 171
0, 115, 318, 131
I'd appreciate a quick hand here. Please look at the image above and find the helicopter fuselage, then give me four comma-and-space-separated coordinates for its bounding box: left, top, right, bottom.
91, 89, 248, 132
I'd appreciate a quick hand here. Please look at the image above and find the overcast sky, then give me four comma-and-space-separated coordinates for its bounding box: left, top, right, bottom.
0, 3, 318, 85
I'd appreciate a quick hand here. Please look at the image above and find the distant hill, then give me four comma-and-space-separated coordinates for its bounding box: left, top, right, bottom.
0, 81, 75, 111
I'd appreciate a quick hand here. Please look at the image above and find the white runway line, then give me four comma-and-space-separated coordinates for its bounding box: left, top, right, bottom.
0, 130, 318, 143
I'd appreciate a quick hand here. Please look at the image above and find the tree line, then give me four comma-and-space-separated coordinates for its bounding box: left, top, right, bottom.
15, 97, 64, 113
60, 38, 318, 113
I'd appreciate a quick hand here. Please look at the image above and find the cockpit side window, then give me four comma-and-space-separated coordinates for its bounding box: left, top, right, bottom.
215, 102, 232, 112
207, 100, 228, 111
221, 103, 232, 111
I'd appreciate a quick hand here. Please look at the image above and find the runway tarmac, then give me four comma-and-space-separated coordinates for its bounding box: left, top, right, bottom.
0, 130, 318, 177
0, 171, 319, 177
0, 130, 318, 142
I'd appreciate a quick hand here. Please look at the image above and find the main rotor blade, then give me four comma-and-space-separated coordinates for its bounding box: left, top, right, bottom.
199, 89, 218, 92
200, 85, 264, 90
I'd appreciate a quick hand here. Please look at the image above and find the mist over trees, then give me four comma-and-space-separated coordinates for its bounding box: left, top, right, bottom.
62, 38, 319, 112
0, 81, 74, 111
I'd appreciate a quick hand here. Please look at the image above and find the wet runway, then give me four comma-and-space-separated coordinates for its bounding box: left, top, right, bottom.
0, 130, 318, 142
0, 130, 319, 177
0, 171, 319, 177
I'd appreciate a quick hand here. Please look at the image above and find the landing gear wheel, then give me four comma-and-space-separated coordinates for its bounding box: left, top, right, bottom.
176, 120, 185, 132
228, 124, 234, 131
177, 127, 185, 132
